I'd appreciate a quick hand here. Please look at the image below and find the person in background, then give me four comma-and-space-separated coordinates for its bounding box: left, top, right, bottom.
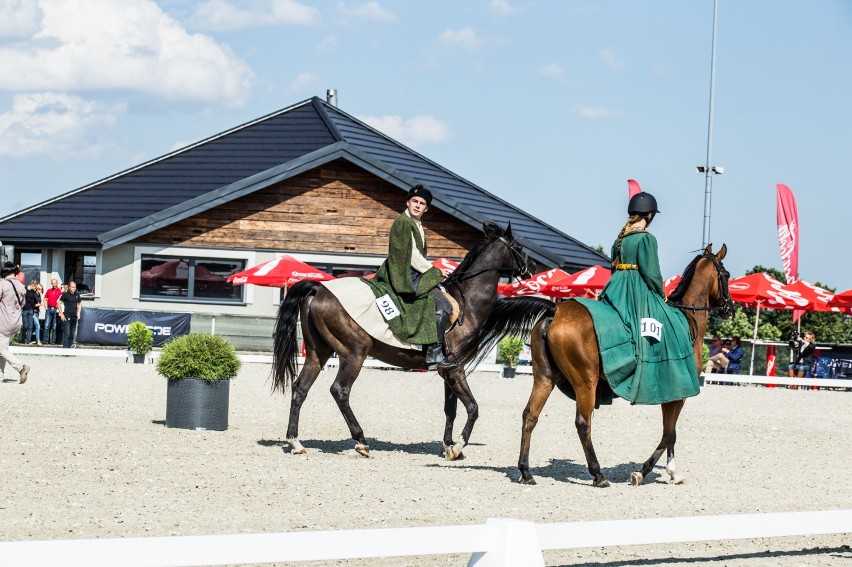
36, 283, 46, 340
723, 336, 745, 375
0, 262, 30, 383
43, 279, 62, 345
59, 281, 82, 349
25, 280, 42, 345
787, 331, 816, 389
704, 337, 731, 375
21, 280, 38, 344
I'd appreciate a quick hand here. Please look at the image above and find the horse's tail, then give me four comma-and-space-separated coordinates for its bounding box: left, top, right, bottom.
272, 280, 321, 393
455, 296, 556, 368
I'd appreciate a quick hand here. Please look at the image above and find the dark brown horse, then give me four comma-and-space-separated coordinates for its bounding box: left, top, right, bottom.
455, 245, 733, 486
272, 222, 532, 459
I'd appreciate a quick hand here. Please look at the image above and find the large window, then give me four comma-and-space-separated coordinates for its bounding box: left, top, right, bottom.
17, 251, 42, 287
140, 255, 245, 303
65, 251, 97, 298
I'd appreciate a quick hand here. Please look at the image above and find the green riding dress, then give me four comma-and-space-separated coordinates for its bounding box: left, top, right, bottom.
593, 229, 700, 404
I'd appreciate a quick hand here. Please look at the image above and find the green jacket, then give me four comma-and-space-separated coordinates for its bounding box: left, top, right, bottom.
364, 212, 443, 345
589, 230, 699, 404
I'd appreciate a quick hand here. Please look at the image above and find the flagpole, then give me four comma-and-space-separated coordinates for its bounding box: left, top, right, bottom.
701, 0, 719, 248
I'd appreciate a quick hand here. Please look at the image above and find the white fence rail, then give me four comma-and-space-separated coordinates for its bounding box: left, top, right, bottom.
2, 510, 850, 567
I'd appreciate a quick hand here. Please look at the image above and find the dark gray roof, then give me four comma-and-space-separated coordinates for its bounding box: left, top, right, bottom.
0, 97, 608, 268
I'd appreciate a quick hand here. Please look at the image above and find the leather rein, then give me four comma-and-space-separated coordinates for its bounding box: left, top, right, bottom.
666, 251, 734, 317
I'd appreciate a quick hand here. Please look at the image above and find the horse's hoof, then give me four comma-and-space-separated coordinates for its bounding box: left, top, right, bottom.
630, 472, 644, 486
671, 475, 685, 485
444, 442, 465, 461
355, 443, 370, 458
593, 478, 610, 488
519, 477, 537, 485
291, 448, 307, 456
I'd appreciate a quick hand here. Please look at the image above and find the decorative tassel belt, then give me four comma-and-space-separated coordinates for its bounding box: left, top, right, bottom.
613, 263, 638, 270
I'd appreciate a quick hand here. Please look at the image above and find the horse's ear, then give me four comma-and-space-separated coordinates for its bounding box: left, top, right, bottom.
704, 243, 713, 255
483, 221, 501, 238
505, 222, 513, 239
715, 243, 728, 261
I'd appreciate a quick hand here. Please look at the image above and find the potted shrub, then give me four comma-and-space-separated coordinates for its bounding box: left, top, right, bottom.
127, 321, 154, 364
498, 336, 525, 378
157, 333, 241, 431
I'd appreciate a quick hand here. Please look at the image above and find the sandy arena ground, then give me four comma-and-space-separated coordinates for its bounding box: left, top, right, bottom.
1, 353, 850, 566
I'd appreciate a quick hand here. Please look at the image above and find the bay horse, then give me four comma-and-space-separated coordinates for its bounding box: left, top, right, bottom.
272, 222, 532, 460
454, 244, 734, 487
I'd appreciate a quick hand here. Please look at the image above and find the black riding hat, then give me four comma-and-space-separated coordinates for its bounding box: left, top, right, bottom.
406, 184, 432, 207
627, 192, 660, 215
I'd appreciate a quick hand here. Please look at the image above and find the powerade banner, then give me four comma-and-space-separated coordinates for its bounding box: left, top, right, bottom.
76, 309, 191, 347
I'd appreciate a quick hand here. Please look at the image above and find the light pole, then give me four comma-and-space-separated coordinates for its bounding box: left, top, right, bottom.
700, 0, 720, 249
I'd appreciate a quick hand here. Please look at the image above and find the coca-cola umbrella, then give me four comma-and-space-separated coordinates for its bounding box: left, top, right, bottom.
728, 272, 810, 375
362, 258, 459, 280
497, 268, 571, 297
828, 288, 852, 309
664, 275, 682, 296
227, 256, 335, 288
780, 280, 846, 314
545, 265, 611, 299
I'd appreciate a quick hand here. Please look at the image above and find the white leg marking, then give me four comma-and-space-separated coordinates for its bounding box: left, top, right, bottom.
289, 438, 307, 455
666, 456, 685, 484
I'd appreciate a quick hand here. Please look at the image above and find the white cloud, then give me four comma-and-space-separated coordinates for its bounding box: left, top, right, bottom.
0, 92, 125, 158
0, 0, 43, 39
489, 0, 519, 16
599, 49, 624, 69
191, 0, 321, 30
359, 114, 450, 146
317, 34, 338, 53
436, 27, 483, 50
540, 63, 566, 78
0, 0, 254, 106
572, 104, 620, 119
336, 1, 397, 23
290, 71, 319, 92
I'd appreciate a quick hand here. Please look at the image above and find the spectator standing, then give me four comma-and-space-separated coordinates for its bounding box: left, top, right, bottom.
787, 331, 816, 389
24, 280, 42, 345
43, 279, 62, 345
36, 283, 46, 338
59, 281, 82, 349
0, 262, 30, 383
21, 280, 39, 344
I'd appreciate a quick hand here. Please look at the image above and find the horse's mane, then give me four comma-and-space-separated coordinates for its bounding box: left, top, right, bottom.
667, 253, 703, 303
446, 222, 503, 282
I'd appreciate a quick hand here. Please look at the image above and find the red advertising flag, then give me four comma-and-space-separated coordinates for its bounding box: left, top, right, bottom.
627, 179, 642, 200
776, 183, 801, 321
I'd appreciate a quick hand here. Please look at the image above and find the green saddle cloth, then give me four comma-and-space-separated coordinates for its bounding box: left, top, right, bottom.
574, 298, 700, 405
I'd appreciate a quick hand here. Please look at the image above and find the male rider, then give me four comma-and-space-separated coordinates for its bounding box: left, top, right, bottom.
365, 185, 457, 370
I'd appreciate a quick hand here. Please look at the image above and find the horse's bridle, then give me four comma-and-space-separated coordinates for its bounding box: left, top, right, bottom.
667, 251, 734, 318
445, 235, 530, 327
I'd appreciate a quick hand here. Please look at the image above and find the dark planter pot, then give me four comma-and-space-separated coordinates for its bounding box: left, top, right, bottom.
502, 366, 516, 378
166, 378, 230, 431
133, 353, 146, 364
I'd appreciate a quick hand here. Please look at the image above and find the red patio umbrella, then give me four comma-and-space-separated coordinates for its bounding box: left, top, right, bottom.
498, 268, 571, 297
828, 288, 852, 309
361, 258, 459, 281
227, 256, 335, 288
545, 265, 611, 299
780, 280, 845, 313
727, 272, 811, 375
663, 275, 682, 296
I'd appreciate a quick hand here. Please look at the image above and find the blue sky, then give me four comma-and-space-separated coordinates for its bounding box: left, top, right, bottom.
1, 0, 850, 289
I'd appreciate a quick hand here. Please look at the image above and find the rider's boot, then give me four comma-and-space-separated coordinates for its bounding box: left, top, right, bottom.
425, 309, 458, 370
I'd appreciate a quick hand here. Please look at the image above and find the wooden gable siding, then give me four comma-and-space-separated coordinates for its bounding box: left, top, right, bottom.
140, 159, 482, 258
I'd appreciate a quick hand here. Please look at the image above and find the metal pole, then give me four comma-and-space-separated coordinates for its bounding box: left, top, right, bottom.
701, 0, 719, 248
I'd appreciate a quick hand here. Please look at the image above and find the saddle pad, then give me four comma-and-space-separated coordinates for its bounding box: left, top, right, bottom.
573, 297, 637, 389
321, 278, 420, 351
